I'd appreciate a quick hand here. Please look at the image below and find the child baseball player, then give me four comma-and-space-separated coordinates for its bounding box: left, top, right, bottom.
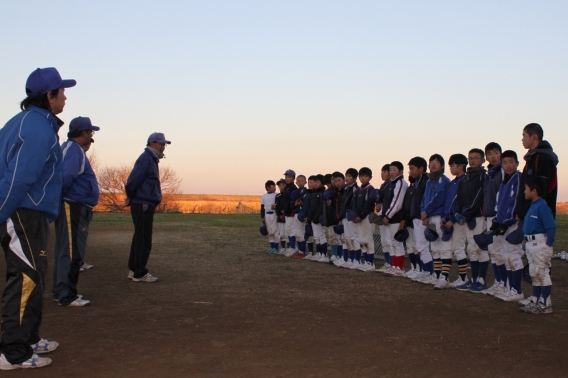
323, 174, 341, 261
261, 180, 279, 254
420, 154, 450, 285
455, 148, 487, 292
400, 158, 429, 281
520, 176, 556, 314
275, 179, 288, 253
491, 150, 524, 302
331, 172, 348, 267
306, 175, 328, 262
297, 176, 315, 259
338, 168, 359, 268
438, 154, 468, 289
281, 169, 298, 256
380, 161, 408, 276
352, 167, 377, 271
481, 142, 506, 294
376, 164, 394, 273
291, 175, 308, 258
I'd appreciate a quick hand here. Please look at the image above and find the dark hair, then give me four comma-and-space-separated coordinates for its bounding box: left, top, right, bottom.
524, 123, 543, 141
20, 88, 60, 111
390, 161, 404, 171
345, 168, 358, 179
469, 148, 485, 159
314, 174, 324, 183
485, 142, 502, 154
323, 174, 332, 185
358, 167, 372, 177
449, 153, 468, 166
381, 164, 390, 172
525, 176, 546, 197
501, 150, 518, 163
331, 171, 345, 179
308, 175, 316, 181
408, 157, 427, 171
67, 129, 85, 139
297, 174, 306, 180
429, 154, 445, 167
265, 180, 275, 189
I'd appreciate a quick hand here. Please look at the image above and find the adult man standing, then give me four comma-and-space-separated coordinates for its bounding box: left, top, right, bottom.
125, 133, 171, 282
52, 117, 101, 307
0, 68, 75, 370
515, 123, 559, 220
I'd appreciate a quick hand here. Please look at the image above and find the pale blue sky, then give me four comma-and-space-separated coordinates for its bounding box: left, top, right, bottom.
1, 1, 566, 199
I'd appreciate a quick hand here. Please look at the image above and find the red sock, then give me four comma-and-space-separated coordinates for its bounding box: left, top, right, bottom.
398, 255, 405, 270
392, 255, 399, 269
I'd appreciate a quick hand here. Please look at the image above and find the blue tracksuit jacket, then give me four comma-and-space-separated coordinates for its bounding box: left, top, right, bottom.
494, 171, 521, 226
61, 139, 99, 207
442, 174, 465, 223
0, 106, 63, 223
421, 174, 450, 217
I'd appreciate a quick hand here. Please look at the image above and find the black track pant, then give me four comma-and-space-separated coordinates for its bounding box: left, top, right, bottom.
0, 209, 48, 364
52, 201, 93, 305
128, 203, 155, 278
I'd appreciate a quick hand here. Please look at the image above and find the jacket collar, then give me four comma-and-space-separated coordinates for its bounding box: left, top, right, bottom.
27, 105, 64, 132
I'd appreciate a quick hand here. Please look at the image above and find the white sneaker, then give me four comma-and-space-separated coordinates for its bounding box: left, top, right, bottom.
481, 281, 500, 296
303, 253, 313, 260
127, 270, 134, 279
62, 298, 91, 307
285, 248, 296, 257
519, 296, 537, 306
392, 267, 406, 277
330, 256, 338, 262
420, 274, 437, 285
277, 248, 286, 255
562, 251, 567, 260
0, 354, 52, 370
342, 260, 353, 269
405, 269, 417, 279
366, 263, 376, 272
412, 271, 428, 282
493, 283, 508, 297
30, 338, 59, 354
319, 256, 330, 263
81, 263, 94, 270
333, 259, 345, 267
434, 278, 450, 290
378, 263, 391, 273
349, 260, 361, 270
497, 288, 524, 302
132, 273, 158, 282
449, 277, 466, 287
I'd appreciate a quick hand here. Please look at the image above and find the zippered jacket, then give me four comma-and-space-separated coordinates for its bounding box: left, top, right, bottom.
421, 174, 450, 217
352, 184, 376, 220
337, 183, 358, 220
125, 148, 162, 206
0, 106, 63, 223
61, 139, 99, 207
443, 174, 465, 222
381, 175, 408, 223
323, 187, 339, 226
455, 166, 485, 220
495, 171, 521, 226
307, 187, 325, 224
483, 163, 504, 218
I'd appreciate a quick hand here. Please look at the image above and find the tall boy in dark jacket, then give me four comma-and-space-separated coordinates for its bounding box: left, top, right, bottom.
352, 167, 377, 272
306, 175, 327, 262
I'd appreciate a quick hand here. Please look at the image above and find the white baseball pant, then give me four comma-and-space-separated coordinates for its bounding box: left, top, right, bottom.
412, 218, 431, 263
526, 234, 553, 287
465, 217, 488, 262
383, 222, 404, 257
441, 222, 467, 260
486, 217, 505, 265
354, 217, 375, 254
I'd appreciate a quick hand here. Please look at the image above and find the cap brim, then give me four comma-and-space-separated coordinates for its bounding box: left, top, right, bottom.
60, 79, 77, 89
90, 126, 100, 131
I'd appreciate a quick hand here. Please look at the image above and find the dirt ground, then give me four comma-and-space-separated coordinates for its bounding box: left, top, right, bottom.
1, 213, 568, 377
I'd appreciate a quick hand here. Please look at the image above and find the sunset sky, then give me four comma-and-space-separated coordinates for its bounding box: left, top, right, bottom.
1, 1, 566, 200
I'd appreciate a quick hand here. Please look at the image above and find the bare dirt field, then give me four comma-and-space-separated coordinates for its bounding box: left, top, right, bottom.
1, 213, 568, 377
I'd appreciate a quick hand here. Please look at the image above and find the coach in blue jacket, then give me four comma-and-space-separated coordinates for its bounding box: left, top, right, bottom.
125, 133, 171, 283
52, 117, 100, 307
0, 68, 75, 370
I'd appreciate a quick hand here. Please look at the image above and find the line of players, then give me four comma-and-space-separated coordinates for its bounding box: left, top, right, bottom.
260, 123, 558, 314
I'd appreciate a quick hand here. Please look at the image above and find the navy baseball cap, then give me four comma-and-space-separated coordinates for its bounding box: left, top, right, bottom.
25, 67, 76, 96
394, 228, 409, 242
147, 132, 171, 145
441, 226, 454, 242
283, 169, 296, 177
473, 232, 494, 250
69, 117, 100, 132
259, 225, 268, 236
333, 225, 344, 235
424, 224, 439, 242
506, 221, 524, 245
